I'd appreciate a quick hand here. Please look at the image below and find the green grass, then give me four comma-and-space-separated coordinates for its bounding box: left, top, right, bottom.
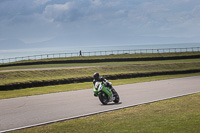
10, 91, 200, 133
1, 58, 200, 71
1, 60, 200, 86
1, 72, 200, 99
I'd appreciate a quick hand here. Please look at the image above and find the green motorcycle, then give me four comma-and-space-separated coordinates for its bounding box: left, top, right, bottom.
93, 82, 120, 105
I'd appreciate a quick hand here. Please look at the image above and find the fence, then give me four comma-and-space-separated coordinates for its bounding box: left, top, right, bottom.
0, 47, 200, 64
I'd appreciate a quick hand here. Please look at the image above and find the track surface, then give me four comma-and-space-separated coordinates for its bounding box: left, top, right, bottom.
0, 76, 200, 132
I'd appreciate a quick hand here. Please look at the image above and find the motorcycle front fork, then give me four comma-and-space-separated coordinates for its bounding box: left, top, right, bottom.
109, 93, 115, 102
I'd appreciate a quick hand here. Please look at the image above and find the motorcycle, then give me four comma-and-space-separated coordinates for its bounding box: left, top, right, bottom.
93, 81, 120, 105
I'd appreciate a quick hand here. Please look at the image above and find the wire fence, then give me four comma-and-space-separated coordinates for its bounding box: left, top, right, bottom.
0, 47, 200, 64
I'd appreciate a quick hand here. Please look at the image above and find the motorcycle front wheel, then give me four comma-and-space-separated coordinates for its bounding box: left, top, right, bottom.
112, 88, 120, 103
99, 92, 109, 105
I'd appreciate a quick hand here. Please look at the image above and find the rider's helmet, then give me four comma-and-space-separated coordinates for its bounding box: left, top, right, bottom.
93, 72, 99, 80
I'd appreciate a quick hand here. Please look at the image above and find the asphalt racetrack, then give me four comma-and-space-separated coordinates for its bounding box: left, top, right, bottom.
0, 76, 200, 132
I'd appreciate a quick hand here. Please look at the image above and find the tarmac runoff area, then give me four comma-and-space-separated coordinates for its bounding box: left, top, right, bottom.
0, 76, 200, 132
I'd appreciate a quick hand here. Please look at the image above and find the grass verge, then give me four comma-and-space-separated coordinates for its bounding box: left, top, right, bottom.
1, 60, 200, 86
1, 72, 200, 99
10, 91, 200, 133
1, 58, 200, 71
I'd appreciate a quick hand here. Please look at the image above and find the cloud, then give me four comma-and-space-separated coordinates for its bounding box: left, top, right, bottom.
43, 2, 71, 22
1, 0, 200, 46
42, 0, 97, 23
34, 0, 51, 5
90, 0, 102, 6
41, 0, 124, 23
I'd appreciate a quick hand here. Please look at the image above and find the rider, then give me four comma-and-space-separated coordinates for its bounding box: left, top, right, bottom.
93, 72, 113, 96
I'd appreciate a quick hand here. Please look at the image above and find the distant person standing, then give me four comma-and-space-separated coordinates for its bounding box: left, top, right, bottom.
79, 50, 82, 56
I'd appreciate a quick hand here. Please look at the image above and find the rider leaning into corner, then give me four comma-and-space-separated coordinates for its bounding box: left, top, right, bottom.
93, 72, 113, 97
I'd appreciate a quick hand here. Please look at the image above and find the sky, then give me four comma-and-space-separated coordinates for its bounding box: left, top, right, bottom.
0, 0, 200, 49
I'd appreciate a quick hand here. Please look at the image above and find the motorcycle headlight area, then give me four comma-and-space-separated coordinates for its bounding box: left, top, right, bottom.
98, 84, 103, 91
95, 82, 100, 89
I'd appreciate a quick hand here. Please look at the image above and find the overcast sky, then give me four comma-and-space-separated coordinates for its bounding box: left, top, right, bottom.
0, 0, 200, 48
